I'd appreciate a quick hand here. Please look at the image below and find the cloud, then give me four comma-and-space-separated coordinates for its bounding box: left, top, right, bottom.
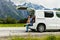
11, 0, 60, 8
28, 0, 60, 8
11, 0, 26, 5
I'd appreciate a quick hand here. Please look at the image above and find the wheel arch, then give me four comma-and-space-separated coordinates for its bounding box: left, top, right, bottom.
36, 23, 46, 30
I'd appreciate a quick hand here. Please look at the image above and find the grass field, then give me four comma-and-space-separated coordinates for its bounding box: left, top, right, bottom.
0, 35, 60, 40
10, 35, 60, 40
0, 24, 25, 27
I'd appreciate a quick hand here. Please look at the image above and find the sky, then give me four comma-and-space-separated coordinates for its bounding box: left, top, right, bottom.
11, 0, 60, 9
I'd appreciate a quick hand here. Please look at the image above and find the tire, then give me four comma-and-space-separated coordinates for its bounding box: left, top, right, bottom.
37, 24, 45, 32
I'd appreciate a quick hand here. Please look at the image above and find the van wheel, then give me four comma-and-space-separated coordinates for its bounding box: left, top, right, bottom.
37, 24, 45, 32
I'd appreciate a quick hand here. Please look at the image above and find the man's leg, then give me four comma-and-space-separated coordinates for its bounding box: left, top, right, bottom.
26, 25, 29, 32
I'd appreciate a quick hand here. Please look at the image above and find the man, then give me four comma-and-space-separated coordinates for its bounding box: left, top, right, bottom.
25, 15, 33, 32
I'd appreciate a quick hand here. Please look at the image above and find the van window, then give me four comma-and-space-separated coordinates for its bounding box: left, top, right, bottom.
44, 11, 54, 18
56, 12, 60, 18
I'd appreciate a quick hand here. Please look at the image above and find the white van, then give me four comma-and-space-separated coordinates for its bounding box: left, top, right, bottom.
28, 10, 60, 32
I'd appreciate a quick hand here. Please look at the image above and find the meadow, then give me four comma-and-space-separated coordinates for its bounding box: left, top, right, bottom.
9, 35, 60, 40
0, 24, 25, 27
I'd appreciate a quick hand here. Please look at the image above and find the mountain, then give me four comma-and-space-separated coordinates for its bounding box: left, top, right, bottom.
0, 0, 46, 20
0, 0, 28, 20
18, 2, 45, 10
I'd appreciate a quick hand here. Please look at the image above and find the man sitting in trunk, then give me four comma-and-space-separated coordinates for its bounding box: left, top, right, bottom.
25, 15, 34, 32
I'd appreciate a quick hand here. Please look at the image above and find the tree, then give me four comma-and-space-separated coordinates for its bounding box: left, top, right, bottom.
18, 18, 27, 23
5, 16, 18, 24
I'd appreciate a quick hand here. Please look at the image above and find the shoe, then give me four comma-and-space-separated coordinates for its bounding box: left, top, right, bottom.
25, 31, 28, 32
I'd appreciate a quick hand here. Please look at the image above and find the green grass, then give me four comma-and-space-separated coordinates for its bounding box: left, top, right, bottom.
0, 24, 25, 27
10, 35, 60, 40
10, 36, 47, 40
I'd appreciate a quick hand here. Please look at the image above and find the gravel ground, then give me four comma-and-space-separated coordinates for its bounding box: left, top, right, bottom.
0, 37, 10, 40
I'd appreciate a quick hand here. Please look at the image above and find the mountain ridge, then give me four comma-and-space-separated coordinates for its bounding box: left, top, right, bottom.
0, 0, 46, 20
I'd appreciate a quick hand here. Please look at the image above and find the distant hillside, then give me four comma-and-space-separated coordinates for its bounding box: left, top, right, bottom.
18, 2, 45, 10
0, 0, 27, 20
0, 0, 46, 20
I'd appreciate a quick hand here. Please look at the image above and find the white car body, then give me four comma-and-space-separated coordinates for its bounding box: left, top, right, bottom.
29, 10, 60, 31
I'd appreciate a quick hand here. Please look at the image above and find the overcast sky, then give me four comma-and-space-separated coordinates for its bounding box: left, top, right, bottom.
11, 0, 60, 8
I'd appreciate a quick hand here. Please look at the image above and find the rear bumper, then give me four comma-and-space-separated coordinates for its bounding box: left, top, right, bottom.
28, 26, 36, 29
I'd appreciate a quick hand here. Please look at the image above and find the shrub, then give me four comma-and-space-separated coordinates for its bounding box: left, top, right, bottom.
6, 17, 18, 24
47, 35, 56, 40
18, 18, 27, 23
0, 17, 18, 24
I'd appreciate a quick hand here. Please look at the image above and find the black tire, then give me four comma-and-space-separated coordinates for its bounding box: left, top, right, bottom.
37, 24, 45, 32
31, 29, 35, 31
